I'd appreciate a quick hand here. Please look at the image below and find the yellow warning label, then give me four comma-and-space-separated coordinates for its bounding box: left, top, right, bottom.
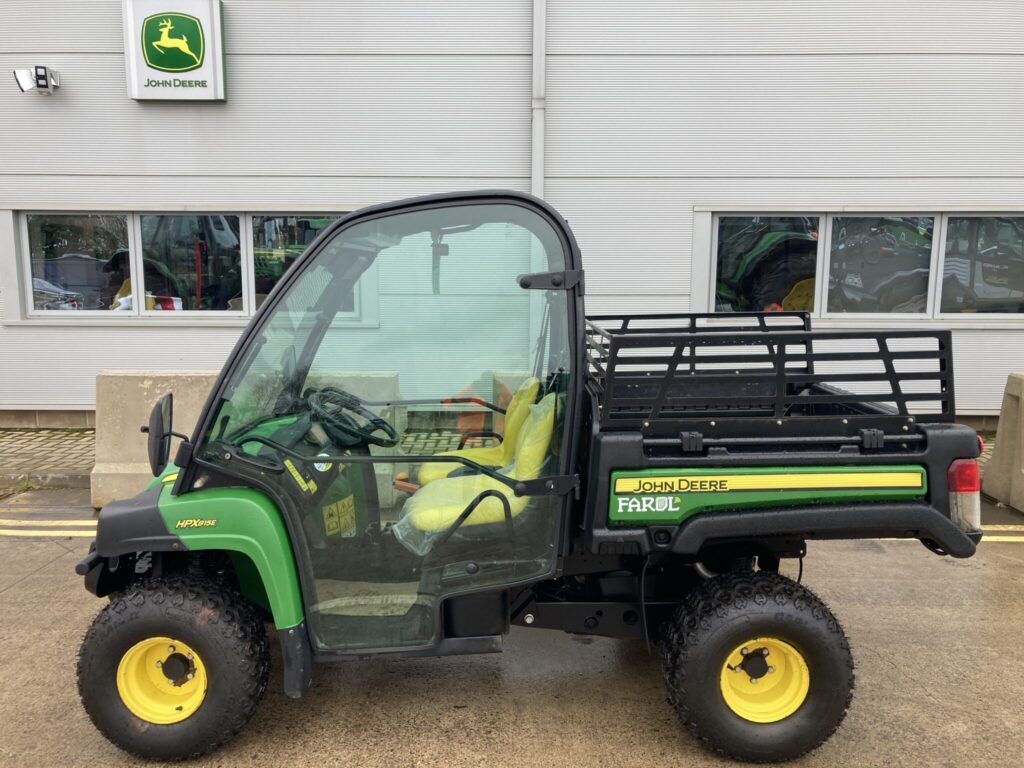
613, 471, 923, 495
284, 458, 318, 495
322, 495, 356, 537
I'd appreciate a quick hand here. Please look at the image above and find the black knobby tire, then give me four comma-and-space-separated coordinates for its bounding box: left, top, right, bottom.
77, 575, 270, 761
661, 571, 854, 763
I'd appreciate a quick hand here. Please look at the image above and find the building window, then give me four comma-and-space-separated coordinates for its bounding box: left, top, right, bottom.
715, 216, 819, 312
251, 214, 341, 308
711, 212, 1018, 321
139, 214, 243, 311
827, 216, 934, 314
25, 213, 131, 311
941, 216, 1024, 314
18, 211, 367, 322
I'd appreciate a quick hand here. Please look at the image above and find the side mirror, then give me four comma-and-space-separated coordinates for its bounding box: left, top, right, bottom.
144, 393, 174, 477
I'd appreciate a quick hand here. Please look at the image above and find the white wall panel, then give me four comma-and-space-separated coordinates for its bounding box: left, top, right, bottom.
547, 56, 1024, 178
2, 1, 529, 54
951, 331, 1024, 414
0, 324, 240, 408
549, 1, 1024, 55
0, 54, 529, 178
0, 176, 528, 211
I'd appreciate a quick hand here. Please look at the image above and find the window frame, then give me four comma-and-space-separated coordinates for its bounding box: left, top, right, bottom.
136, 212, 249, 318
19, 211, 137, 317
708, 212, 827, 314
14, 210, 376, 326
819, 212, 940, 320
932, 213, 1024, 320
709, 210, 1024, 326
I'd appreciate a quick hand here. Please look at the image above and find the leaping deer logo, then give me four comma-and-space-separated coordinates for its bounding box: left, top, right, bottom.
142, 13, 204, 72
152, 18, 200, 66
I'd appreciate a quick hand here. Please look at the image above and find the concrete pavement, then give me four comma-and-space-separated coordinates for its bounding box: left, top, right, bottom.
0, 490, 1022, 767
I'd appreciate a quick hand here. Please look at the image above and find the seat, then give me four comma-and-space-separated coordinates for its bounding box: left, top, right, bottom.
416, 376, 540, 486
392, 393, 557, 555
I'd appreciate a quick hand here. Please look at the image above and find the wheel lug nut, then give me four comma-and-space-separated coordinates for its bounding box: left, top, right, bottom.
186, 672, 194, 680
768, 666, 775, 673
187, 653, 193, 660
155, 660, 163, 668
167, 645, 175, 653
749, 677, 757, 684
740, 647, 749, 656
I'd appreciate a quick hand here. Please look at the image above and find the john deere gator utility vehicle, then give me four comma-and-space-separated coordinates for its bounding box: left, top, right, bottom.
76, 191, 983, 763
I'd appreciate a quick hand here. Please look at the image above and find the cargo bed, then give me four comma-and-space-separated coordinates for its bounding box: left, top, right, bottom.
585, 311, 954, 443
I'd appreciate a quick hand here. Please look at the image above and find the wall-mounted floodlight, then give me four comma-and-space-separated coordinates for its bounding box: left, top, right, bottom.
14, 66, 60, 94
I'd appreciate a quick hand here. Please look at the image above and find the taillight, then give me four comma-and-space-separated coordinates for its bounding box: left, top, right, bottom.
947, 458, 981, 531
948, 459, 980, 493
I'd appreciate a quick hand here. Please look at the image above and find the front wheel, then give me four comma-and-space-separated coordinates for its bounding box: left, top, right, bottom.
661, 571, 854, 763
77, 575, 270, 761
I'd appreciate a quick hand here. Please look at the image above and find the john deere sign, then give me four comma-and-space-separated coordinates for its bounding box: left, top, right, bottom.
123, 1, 225, 100
142, 14, 204, 73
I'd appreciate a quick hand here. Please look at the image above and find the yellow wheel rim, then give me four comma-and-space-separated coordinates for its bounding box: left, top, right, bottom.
719, 636, 810, 723
116, 636, 207, 724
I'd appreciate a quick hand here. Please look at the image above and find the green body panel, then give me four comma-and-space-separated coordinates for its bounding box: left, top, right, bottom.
157, 485, 304, 629
608, 465, 928, 526
145, 462, 180, 491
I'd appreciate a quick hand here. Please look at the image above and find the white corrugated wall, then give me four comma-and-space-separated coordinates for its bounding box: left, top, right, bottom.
1, 1, 1021, 413
0, 1, 533, 409
545, 1, 1024, 414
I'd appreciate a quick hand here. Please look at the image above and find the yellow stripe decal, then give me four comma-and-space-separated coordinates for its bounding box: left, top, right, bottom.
0, 519, 96, 527
613, 471, 923, 495
162, 472, 179, 484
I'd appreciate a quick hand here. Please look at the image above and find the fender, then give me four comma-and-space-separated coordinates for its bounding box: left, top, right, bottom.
86, 483, 311, 697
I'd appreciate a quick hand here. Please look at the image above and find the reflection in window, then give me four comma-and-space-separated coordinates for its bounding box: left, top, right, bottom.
941, 217, 1024, 314
827, 217, 933, 314
140, 215, 242, 311
252, 214, 343, 309
715, 216, 819, 312
26, 214, 130, 311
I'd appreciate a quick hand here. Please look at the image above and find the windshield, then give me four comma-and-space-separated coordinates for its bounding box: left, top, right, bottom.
200, 203, 570, 453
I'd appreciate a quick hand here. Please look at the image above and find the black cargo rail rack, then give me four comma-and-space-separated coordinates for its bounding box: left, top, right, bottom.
586, 313, 955, 438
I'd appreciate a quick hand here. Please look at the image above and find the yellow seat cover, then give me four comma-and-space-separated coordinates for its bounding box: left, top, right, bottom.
417, 377, 540, 485
393, 393, 557, 554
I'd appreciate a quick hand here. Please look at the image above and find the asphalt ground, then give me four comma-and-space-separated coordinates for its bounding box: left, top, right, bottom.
1, 489, 1022, 768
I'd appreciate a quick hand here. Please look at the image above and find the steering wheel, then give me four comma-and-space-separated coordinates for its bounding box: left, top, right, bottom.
307, 387, 400, 448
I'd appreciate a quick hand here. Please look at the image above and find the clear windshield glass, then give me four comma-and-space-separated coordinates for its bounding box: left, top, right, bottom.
196, 202, 572, 651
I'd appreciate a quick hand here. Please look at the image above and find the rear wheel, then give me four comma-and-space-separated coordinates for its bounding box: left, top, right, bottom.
77, 575, 270, 761
661, 571, 853, 763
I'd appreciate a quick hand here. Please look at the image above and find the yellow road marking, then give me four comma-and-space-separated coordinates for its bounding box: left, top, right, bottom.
0, 529, 95, 538
983, 525, 1024, 532
983, 536, 1024, 543
0, 519, 96, 527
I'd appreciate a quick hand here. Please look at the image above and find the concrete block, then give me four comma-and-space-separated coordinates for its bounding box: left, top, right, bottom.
91, 371, 217, 508
982, 372, 1024, 513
